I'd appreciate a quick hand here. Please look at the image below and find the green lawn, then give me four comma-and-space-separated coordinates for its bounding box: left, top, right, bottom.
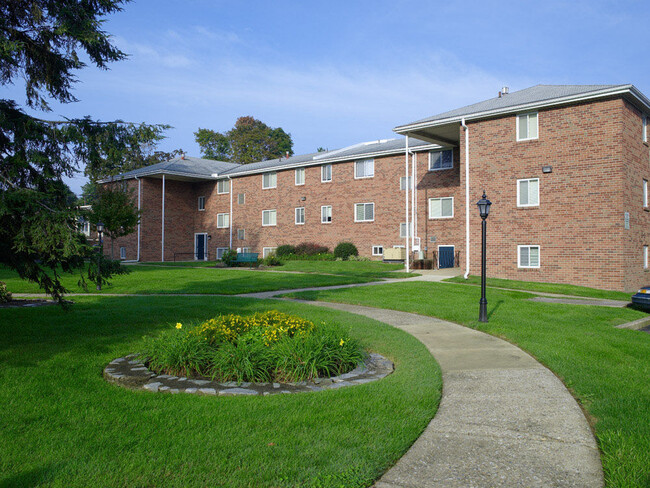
285, 283, 650, 488
444, 275, 632, 301
276, 260, 412, 279
0, 296, 440, 487
0, 263, 407, 296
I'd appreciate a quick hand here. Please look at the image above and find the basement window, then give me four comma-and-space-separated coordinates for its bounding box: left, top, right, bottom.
372, 245, 384, 256
518, 245, 540, 268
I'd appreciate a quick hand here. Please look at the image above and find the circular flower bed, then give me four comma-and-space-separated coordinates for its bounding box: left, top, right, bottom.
140, 311, 366, 383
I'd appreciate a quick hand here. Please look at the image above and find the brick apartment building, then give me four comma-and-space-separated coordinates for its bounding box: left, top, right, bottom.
101, 84, 650, 292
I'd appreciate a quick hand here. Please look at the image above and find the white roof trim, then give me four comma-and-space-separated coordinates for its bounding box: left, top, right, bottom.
98, 169, 219, 184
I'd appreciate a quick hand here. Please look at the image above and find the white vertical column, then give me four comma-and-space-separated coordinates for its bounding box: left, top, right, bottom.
136, 177, 141, 262
161, 174, 165, 262
229, 177, 233, 250
411, 151, 416, 252
405, 136, 410, 272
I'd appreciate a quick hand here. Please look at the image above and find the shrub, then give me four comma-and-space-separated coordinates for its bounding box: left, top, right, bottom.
334, 242, 358, 260
0, 281, 11, 303
262, 254, 282, 266
295, 242, 329, 256
281, 252, 335, 261
275, 245, 296, 257
348, 255, 370, 262
221, 249, 238, 266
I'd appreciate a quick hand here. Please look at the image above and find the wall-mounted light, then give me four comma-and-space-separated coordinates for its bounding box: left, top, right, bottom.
208, 235, 212, 240
301, 196, 306, 201
542, 165, 553, 174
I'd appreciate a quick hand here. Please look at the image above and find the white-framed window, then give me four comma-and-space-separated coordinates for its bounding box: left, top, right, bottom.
517, 178, 540, 207
81, 221, 90, 236
217, 180, 230, 194
321, 164, 332, 182
645, 245, 649, 269
518, 245, 540, 268
428, 197, 454, 219
216, 247, 229, 260
644, 179, 648, 208
295, 168, 305, 186
400, 176, 412, 190
198, 196, 205, 211
372, 245, 384, 256
240, 247, 250, 253
262, 172, 277, 189
295, 207, 305, 225
238, 193, 245, 205
354, 158, 374, 179
644, 115, 648, 143
238, 229, 245, 240
400, 222, 413, 238
354, 202, 374, 222
517, 112, 539, 141
120, 247, 126, 260
321, 205, 332, 223
217, 213, 230, 228
262, 209, 277, 226
263, 247, 277, 258
429, 149, 453, 171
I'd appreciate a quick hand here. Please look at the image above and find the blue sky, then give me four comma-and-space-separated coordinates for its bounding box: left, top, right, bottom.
3, 0, 649, 194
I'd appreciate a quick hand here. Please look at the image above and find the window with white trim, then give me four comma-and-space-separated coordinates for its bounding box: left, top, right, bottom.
240, 247, 250, 253
429, 149, 453, 171
321, 205, 332, 223
81, 221, 90, 236
262, 172, 277, 189
238, 193, 245, 205
120, 247, 126, 260
517, 178, 540, 207
518, 245, 540, 268
216, 247, 229, 260
262, 209, 277, 226
428, 197, 454, 219
400, 222, 413, 238
644, 179, 648, 208
198, 196, 205, 211
217, 213, 229, 228
263, 247, 277, 258
295, 168, 305, 185
321, 164, 332, 182
217, 180, 230, 194
400, 176, 412, 190
354, 202, 374, 222
237, 229, 245, 240
354, 158, 374, 179
517, 112, 538, 141
645, 245, 648, 269
644, 115, 648, 143
372, 245, 384, 256
295, 207, 305, 225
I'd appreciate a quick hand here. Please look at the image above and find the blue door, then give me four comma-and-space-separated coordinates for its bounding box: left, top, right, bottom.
195, 234, 206, 260
439, 246, 455, 269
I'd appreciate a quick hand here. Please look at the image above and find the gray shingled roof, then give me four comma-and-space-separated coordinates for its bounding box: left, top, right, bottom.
103, 156, 239, 182
396, 84, 632, 129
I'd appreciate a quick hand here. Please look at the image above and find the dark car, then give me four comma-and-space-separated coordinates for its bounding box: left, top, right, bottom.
631, 287, 650, 311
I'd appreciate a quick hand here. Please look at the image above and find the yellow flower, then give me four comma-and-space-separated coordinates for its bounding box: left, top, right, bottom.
340, 339, 345, 346
176, 323, 183, 329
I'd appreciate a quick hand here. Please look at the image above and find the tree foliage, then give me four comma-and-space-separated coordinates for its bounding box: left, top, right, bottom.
89, 186, 140, 259
194, 116, 294, 164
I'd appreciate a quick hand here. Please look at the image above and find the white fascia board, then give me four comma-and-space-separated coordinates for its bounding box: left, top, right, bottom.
394, 85, 645, 133
99, 170, 218, 184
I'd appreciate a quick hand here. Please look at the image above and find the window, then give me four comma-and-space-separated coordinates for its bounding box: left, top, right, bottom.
120, 247, 126, 260
644, 115, 648, 143
321, 164, 332, 182
372, 245, 384, 256
217, 180, 230, 194
518, 245, 540, 268
429, 149, 453, 171
198, 196, 205, 211
240, 247, 250, 253
262, 172, 277, 189
321, 205, 332, 223
354, 158, 374, 179
81, 221, 90, 236
295, 168, 305, 185
517, 178, 540, 207
400, 222, 413, 238
295, 207, 305, 225
217, 213, 229, 228
644, 179, 648, 208
263, 247, 277, 258
262, 209, 277, 226
428, 197, 454, 219
238, 229, 245, 240
355, 202, 374, 222
400, 176, 412, 190
517, 112, 539, 141
645, 246, 649, 269
216, 248, 229, 260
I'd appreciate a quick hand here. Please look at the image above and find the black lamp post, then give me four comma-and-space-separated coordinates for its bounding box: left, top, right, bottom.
476, 192, 492, 322
96, 222, 104, 291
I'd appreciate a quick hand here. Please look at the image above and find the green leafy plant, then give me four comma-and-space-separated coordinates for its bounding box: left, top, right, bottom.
220, 249, 238, 266
141, 325, 213, 377
276, 245, 296, 257
0, 281, 11, 303
334, 242, 359, 260
262, 254, 282, 266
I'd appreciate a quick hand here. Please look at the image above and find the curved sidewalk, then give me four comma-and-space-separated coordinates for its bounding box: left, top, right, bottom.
287, 300, 604, 487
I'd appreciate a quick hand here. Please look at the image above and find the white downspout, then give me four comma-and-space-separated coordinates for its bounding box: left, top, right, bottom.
405, 136, 410, 272
136, 177, 141, 262
161, 174, 165, 262
228, 176, 233, 249
411, 151, 415, 252
462, 118, 470, 279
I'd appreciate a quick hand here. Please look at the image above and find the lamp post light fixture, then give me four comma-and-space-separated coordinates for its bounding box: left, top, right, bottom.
476, 192, 492, 322
96, 222, 104, 291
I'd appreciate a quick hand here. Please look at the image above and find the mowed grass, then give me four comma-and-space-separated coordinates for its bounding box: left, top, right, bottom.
285, 283, 650, 488
444, 274, 632, 301
0, 263, 402, 296
0, 296, 440, 488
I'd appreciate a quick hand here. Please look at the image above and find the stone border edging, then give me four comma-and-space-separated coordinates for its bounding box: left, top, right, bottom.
104, 353, 393, 396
